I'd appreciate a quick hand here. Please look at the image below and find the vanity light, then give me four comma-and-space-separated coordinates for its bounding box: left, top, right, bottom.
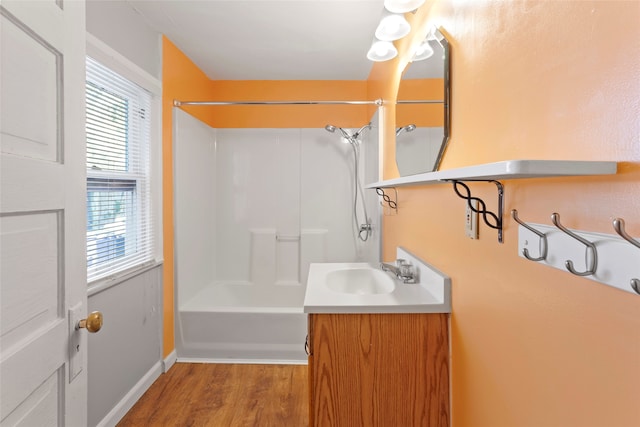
412, 39, 434, 61
383, 0, 427, 14
374, 12, 411, 41
367, 1, 426, 62
367, 40, 398, 62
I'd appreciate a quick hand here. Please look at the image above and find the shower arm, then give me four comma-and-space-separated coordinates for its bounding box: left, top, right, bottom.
338, 128, 353, 141
352, 123, 372, 140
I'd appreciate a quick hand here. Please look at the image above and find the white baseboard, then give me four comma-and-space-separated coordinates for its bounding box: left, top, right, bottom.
163, 349, 177, 372
177, 357, 308, 365
96, 361, 162, 427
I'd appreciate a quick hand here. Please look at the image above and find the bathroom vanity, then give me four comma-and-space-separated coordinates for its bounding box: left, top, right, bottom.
307, 312, 449, 427
303, 248, 451, 427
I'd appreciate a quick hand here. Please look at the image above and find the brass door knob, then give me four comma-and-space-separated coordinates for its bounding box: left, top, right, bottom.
78, 311, 103, 333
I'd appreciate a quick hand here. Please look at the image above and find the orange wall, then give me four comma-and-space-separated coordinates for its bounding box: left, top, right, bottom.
203, 80, 371, 128
373, 1, 640, 427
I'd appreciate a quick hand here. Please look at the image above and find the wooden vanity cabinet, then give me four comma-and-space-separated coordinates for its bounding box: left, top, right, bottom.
307, 313, 449, 427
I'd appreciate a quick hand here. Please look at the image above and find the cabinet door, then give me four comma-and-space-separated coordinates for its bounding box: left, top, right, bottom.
311, 313, 449, 427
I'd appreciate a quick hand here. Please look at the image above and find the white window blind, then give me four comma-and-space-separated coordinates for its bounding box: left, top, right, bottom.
86, 56, 154, 282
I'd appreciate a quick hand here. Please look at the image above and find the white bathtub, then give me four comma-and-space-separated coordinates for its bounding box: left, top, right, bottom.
176, 283, 308, 364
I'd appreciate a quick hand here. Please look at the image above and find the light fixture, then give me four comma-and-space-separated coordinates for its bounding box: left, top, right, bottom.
367, 40, 398, 62
367, 1, 428, 62
384, 0, 427, 13
412, 39, 434, 61
374, 12, 411, 41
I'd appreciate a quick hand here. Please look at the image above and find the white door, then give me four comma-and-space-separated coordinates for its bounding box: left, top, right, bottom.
1, 1, 90, 426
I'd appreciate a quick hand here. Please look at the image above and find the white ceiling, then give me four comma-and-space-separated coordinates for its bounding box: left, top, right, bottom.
127, 0, 386, 80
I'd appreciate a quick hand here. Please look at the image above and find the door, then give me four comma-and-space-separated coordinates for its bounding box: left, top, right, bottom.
1, 1, 89, 426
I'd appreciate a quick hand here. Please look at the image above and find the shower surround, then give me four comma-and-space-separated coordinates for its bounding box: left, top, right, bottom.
173, 109, 379, 363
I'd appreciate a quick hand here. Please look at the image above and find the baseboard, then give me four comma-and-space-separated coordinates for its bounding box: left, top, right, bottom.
163, 349, 177, 372
96, 361, 162, 427
177, 357, 308, 365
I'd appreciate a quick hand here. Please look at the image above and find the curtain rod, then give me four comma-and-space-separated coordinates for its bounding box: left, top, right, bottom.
173, 99, 384, 107
397, 100, 445, 104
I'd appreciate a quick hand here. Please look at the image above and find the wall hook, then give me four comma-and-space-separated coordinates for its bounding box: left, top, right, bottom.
511, 209, 547, 261
612, 218, 640, 249
550, 213, 598, 277
612, 218, 640, 295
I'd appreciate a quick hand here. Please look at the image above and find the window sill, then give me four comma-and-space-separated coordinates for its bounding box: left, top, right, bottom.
88, 259, 164, 297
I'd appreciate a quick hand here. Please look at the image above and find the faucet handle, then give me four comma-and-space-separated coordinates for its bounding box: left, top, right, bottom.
400, 264, 412, 276
397, 259, 416, 283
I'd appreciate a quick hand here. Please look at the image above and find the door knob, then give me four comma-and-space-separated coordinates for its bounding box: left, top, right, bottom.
77, 311, 103, 333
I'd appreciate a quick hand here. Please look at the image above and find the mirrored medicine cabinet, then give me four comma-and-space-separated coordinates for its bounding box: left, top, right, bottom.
395, 27, 450, 176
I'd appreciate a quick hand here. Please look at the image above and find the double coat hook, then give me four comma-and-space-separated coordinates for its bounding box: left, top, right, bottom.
511, 209, 547, 261
551, 213, 598, 277
612, 218, 640, 294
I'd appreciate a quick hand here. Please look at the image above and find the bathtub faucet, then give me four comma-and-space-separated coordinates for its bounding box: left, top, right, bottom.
380, 259, 416, 284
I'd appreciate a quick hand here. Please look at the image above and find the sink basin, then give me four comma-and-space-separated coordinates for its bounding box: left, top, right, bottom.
325, 268, 396, 295
304, 255, 451, 313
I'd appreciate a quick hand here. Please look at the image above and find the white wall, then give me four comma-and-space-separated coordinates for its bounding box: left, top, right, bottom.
85, 3, 164, 427
86, 0, 161, 78
87, 266, 162, 427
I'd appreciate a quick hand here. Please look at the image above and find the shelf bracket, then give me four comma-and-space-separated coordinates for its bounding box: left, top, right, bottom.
375, 187, 398, 211
445, 180, 504, 243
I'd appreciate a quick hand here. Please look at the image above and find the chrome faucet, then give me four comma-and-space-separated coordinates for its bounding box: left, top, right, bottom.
380, 258, 416, 283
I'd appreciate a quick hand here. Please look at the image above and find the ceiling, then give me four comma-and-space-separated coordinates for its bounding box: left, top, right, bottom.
127, 0, 386, 81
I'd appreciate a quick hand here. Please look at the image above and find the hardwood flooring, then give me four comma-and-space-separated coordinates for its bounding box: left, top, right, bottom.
117, 363, 309, 427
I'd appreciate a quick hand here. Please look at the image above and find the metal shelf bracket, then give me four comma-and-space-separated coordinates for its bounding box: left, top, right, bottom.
446, 180, 504, 243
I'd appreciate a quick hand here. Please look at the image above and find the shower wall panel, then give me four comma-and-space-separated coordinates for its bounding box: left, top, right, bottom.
300, 128, 361, 264
215, 129, 301, 285
300, 123, 380, 266
176, 122, 380, 293
361, 112, 381, 264
174, 109, 216, 303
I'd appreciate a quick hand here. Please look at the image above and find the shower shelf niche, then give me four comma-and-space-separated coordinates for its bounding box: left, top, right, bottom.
366, 160, 618, 243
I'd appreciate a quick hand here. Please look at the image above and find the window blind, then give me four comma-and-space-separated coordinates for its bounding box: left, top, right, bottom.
86, 56, 154, 282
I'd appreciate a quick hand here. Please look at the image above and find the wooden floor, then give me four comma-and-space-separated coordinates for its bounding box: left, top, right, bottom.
117, 363, 309, 427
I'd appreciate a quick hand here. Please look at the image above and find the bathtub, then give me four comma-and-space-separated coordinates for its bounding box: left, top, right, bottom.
176, 283, 308, 364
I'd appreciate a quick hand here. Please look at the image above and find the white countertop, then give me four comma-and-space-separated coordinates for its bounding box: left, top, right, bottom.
303, 256, 451, 314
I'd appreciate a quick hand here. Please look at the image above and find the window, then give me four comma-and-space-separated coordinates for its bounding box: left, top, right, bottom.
86, 57, 154, 282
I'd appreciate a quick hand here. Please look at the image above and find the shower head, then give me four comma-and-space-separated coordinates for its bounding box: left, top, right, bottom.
325, 124, 354, 142
396, 124, 416, 136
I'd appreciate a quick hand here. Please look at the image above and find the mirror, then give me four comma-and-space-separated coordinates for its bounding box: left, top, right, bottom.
395, 27, 450, 176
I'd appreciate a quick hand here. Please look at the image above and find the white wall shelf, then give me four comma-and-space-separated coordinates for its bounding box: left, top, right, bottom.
368, 160, 618, 244
366, 160, 617, 189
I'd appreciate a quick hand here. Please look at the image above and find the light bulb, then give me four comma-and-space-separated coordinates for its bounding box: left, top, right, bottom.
384, 0, 427, 13
367, 40, 398, 62
375, 13, 411, 41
